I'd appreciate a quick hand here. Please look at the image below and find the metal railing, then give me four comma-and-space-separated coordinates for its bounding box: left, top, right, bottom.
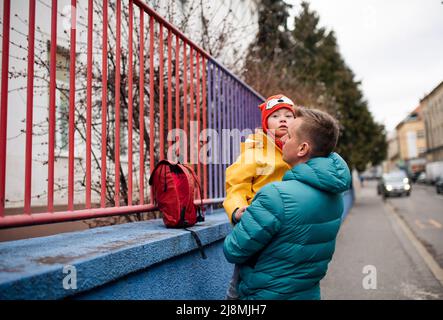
0, 0, 264, 228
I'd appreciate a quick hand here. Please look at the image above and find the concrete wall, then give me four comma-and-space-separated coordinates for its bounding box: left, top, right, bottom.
0, 192, 354, 300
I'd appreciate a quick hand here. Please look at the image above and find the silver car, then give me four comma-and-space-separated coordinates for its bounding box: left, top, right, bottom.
378, 171, 411, 198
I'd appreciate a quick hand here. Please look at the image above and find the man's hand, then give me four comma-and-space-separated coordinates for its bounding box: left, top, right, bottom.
235, 206, 248, 221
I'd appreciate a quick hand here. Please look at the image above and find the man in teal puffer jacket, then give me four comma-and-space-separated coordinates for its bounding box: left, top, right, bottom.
223, 107, 352, 300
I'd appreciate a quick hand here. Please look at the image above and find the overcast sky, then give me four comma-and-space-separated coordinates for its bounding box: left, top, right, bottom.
286, 0, 443, 133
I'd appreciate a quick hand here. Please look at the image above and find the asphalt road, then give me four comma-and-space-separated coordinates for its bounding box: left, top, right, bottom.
388, 183, 443, 268
321, 180, 443, 300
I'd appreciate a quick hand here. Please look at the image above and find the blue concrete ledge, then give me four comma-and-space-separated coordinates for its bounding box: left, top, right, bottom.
0, 210, 233, 300
341, 189, 354, 221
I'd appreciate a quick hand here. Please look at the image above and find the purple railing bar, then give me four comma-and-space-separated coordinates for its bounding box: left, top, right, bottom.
250, 95, 254, 130
217, 67, 223, 198
221, 71, 225, 197
236, 82, 239, 158
229, 78, 236, 168
226, 73, 230, 196
245, 88, 249, 131
242, 88, 249, 129
227, 76, 232, 167
239, 84, 243, 154
240, 87, 245, 132
222, 71, 227, 197
238, 86, 242, 135
211, 63, 217, 199
234, 81, 238, 160
212, 63, 217, 200
215, 66, 219, 198
228, 77, 234, 169
248, 94, 251, 130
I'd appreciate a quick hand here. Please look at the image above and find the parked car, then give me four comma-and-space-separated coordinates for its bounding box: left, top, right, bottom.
416, 172, 427, 184
378, 171, 411, 198
425, 161, 443, 184
436, 177, 443, 194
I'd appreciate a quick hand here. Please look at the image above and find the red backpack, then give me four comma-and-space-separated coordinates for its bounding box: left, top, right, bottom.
149, 160, 206, 258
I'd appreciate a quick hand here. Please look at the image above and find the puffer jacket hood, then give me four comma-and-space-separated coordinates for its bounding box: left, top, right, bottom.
283, 152, 351, 194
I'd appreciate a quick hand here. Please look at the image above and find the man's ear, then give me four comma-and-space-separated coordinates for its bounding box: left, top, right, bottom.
297, 142, 310, 158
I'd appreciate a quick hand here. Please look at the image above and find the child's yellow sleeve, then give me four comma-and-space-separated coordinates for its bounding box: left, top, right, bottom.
223, 146, 257, 223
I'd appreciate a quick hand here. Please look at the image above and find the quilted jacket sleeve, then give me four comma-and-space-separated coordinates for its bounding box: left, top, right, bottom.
223, 183, 285, 264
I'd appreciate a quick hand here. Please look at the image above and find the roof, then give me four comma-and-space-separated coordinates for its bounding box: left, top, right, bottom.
395, 105, 423, 130
420, 80, 443, 103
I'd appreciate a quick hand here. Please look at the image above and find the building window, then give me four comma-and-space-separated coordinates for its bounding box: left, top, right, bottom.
56, 86, 69, 151
47, 44, 71, 152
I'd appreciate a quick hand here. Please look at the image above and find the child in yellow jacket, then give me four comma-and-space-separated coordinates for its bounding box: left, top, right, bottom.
223, 94, 296, 299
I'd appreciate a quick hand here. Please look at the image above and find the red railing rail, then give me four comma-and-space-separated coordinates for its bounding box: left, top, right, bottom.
0, 0, 263, 229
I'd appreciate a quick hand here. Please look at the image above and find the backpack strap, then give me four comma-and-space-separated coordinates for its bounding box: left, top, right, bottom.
181, 164, 205, 221
184, 227, 207, 259
177, 164, 197, 225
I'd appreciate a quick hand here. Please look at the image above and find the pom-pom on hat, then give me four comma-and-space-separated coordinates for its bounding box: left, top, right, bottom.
258, 94, 295, 133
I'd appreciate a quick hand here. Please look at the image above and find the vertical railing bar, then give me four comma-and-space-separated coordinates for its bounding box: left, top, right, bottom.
68, 0, 77, 211
234, 80, 238, 161
248, 94, 251, 130
248, 94, 251, 129
215, 67, 221, 198
237, 82, 241, 158
128, 0, 134, 206
222, 71, 227, 198
159, 23, 164, 159
234, 81, 238, 160
196, 52, 202, 191
207, 60, 213, 201
114, 0, 122, 206
211, 65, 217, 199
149, 15, 155, 206
183, 42, 188, 164
139, 8, 145, 205
0, 0, 10, 216
239, 86, 243, 132
189, 47, 195, 168
167, 29, 173, 150
202, 58, 208, 200
232, 80, 236, 161
227, 77, 232, 186
24, 0, 36, 214
251, 95, 254, 129
167, 29, 172, 150
47, 0, 57, 213
100, 0, 108, 208
175, 35, 180, 159
85, 0, 93, 209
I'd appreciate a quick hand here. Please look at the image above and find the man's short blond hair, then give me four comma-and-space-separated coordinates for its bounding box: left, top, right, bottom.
294, 107, 340, 157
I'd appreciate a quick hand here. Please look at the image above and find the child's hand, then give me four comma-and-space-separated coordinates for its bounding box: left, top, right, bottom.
280, 133, 289, 143
235, 206, 248, 221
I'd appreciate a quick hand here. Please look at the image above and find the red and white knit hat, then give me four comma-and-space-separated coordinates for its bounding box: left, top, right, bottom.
258, 94, 295, 133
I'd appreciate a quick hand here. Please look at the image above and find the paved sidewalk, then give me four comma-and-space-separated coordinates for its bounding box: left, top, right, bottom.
321, 182, 443, 300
